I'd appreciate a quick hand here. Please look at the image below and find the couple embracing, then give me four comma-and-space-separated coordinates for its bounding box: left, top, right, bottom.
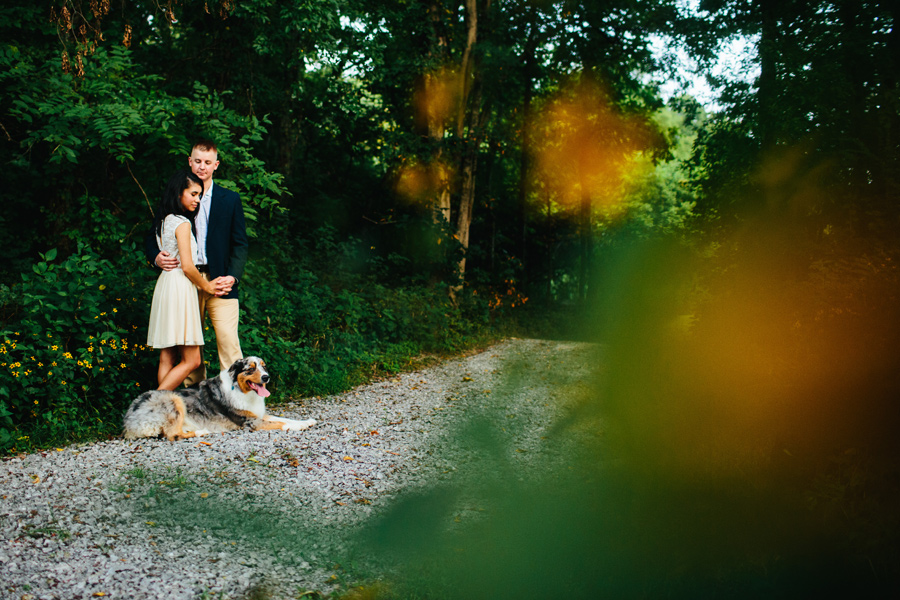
145, 139, 248, 390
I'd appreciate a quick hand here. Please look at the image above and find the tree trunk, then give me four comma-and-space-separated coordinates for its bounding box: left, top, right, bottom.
756, 0, 778, 151
517, 7, 539, 289
839, 0, 882, 195
427, 0, 451, 226
455, 76, 486, 283
451, 0, 483, 290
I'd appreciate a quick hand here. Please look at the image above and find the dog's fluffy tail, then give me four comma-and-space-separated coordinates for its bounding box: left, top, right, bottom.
123, 391, 189, 441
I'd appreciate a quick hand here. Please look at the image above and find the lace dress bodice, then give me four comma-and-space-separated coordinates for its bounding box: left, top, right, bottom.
157, 214, 198, 267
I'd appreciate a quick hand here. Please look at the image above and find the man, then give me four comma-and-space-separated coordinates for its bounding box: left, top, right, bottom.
146, 139, 249, 385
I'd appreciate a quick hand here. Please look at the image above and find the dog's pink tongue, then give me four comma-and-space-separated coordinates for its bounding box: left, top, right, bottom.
251, 382, 271, 398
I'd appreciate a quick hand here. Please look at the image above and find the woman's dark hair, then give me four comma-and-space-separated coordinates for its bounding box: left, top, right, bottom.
153, 169, 204, 239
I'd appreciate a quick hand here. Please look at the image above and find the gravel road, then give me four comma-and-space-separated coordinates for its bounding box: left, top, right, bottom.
0, 338, 596, 600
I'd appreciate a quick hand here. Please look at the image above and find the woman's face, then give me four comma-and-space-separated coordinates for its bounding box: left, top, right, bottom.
180, 181, 202, 213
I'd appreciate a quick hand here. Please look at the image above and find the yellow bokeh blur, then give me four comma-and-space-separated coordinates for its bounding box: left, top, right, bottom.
529, 79, 650, 219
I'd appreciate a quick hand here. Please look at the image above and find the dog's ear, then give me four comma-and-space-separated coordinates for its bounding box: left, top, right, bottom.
227, 358, 247, 379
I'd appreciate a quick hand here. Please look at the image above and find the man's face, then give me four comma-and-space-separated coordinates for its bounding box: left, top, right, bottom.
188, 148, 219, 184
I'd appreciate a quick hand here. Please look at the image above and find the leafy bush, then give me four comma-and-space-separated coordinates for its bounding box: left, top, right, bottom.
0, 243, 156, 451
238, 227, 497, 400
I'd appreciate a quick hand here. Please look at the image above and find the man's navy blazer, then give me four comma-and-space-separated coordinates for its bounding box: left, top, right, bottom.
145, 183, 248, 300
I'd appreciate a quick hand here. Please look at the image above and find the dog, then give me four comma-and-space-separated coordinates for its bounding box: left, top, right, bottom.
122, 356, 316, 441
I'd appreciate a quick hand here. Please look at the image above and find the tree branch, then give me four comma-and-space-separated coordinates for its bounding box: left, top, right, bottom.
126, 161, 153, 216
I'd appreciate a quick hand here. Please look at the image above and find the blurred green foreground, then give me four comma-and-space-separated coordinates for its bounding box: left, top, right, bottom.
354, 207, 900, 599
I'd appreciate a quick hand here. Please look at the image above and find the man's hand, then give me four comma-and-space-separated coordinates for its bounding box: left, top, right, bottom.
155, 251, 178, 271
214, 275, 235, 297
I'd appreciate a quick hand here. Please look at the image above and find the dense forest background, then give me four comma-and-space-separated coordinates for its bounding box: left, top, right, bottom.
1, 0, 900, 593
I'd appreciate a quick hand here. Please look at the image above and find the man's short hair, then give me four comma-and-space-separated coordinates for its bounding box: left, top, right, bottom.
191, 139, 218, 154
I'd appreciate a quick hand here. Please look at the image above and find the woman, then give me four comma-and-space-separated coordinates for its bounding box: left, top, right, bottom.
146, 169, 223, 390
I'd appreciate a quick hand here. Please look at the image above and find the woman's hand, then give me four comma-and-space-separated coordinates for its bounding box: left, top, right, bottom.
202, 276, 221, 296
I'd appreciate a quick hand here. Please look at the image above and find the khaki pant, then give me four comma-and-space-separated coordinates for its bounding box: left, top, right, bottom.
185, 273, 242, 386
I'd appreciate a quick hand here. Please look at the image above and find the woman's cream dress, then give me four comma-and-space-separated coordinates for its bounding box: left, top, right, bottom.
146, 215, 204, 348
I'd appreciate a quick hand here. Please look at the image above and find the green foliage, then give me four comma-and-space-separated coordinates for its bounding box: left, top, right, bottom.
345, 223, 900, 599
240, 226, 496, 399
0, 35, 284, 256
0, 242, 156, 451
685, 1, 900, 207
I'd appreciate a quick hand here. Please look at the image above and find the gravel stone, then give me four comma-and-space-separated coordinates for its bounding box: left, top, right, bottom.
0, 339, 594, 599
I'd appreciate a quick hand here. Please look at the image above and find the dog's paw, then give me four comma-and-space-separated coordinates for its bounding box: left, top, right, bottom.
193, 429, 211, 437
281, 418, 316, 431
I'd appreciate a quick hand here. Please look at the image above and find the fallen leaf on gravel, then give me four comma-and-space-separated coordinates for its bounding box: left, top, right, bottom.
93, 593, 107, 597
343, 456, 353, 461
30, 474, 40, 483
198, 441, 212, 446
462, 376, 473, 382
200, 493, 209, 498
